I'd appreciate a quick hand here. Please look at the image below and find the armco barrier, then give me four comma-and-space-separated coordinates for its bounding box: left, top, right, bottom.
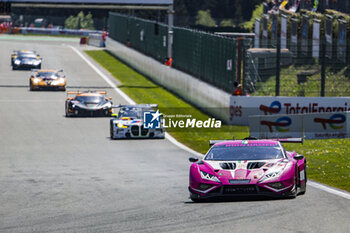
88, 33, 104, 47
249, 112, 349, 139
106, 37, 231, 123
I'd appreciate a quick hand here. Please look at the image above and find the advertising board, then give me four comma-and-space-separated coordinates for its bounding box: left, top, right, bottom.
249, 114, 303, 139
249, 112, 349, 139
304, 112, 348, 139
229, 96, 350, 125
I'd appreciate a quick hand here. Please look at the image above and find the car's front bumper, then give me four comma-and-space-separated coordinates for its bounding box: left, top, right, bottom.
67, 107, 112, 117
189, 176, 296, 199
188, 183, 295, 199
14, 64, 40, 70
31, 84, 65, 91
112, 125, 165, 139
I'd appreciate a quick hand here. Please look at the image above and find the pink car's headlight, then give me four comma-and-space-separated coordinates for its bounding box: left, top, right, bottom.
200, 171, 221, 183
259, 171, 282, 182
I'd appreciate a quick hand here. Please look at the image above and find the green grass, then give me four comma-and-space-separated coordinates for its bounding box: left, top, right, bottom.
252, 64, 350, 97
85, 50, 350, 192
283, 139, 350, 191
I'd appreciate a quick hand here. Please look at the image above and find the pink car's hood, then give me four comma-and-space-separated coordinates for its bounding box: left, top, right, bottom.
202, 159, 292, 184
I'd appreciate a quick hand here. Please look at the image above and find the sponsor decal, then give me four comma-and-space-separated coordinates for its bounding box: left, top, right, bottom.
260, 116, 292, 132
259, 101, 281, 115
226, 143, 277, 147
230, 101, 242, 120
300, 170, 305, 181
229, 179, 250, 184
236, 161, 246, 169
284, 103, 349, 114
260, 102, 350, 115
314, 113, 346, 130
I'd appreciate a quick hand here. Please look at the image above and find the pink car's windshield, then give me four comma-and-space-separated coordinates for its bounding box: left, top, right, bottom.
205, 145, 284, 161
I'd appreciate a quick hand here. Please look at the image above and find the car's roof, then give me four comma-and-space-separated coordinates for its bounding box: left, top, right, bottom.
18, 50, 35, 53
121, 105, 142, 108
76, 92, 103, 97
120, 105, 154, 109
38, 70, 58, 73
214, 140, 280, 147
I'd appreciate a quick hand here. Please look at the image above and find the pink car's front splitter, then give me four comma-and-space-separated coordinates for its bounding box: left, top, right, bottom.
189, 183, 296, 199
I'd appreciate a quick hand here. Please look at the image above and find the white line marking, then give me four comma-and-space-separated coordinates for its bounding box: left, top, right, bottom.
308, 181, 350, 200
68, 45, 350, 200
164, 134, 204, 158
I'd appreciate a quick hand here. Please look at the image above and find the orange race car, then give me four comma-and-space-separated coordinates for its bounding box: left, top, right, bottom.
29, 69, 66, 91
65, 91, 113, 117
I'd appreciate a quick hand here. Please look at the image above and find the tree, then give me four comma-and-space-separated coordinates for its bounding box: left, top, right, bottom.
175, 0, 263, 27
64, 11, 95, 30
195, 10, 216, 27
64, 15, 79, 29
81, 12, 94, 30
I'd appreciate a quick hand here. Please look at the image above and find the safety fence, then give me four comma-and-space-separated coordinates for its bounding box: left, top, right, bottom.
108, 12, 237, 93
244, 41, 350, 97
108, 13, 168, 65
245, 10, 350, 97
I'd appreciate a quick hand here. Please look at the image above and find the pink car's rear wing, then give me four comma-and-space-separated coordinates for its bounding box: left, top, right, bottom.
209, 137, 303, 147
271, 138, 303, 144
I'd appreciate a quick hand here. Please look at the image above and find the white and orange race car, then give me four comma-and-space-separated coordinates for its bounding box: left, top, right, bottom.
29, 69, 66, 91
65, 91, 113, 117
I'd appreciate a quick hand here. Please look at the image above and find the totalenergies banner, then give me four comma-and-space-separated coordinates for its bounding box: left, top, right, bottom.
249, 112, 349, 139
249, 114, 303, 139
303, 112, 348, 139
229, 96, 350, 126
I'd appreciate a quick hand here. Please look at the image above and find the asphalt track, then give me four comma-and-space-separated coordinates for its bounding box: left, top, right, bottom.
0, 36, 349, 233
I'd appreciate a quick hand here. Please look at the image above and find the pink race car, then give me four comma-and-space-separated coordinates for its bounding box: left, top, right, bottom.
188, 137, 306, 201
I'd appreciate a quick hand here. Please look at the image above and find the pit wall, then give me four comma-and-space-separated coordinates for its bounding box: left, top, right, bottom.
106, 37, 231, 123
